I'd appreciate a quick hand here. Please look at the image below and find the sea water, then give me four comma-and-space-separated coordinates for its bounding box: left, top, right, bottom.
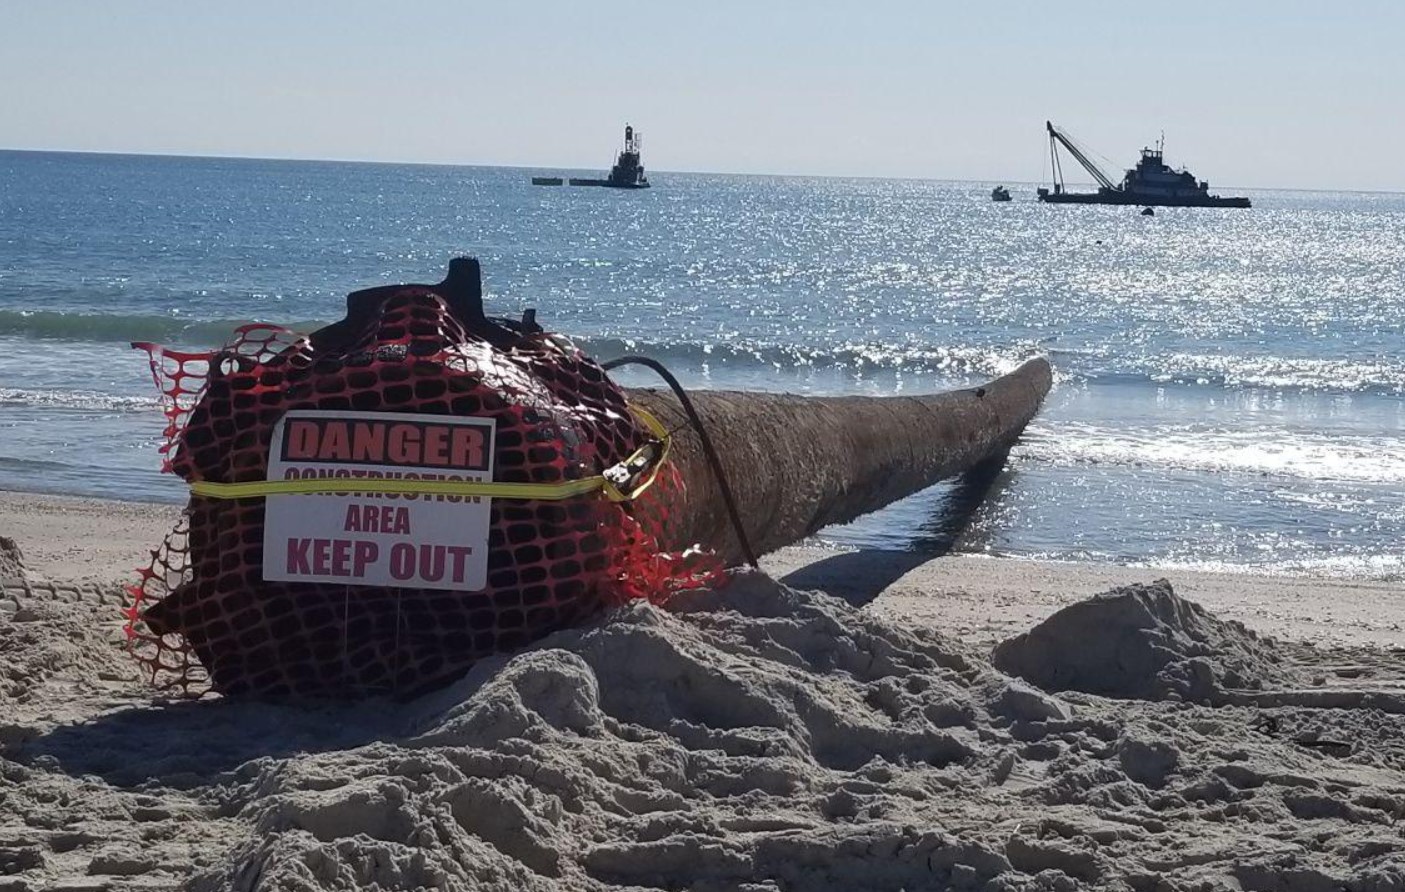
1, 150, 1401, 579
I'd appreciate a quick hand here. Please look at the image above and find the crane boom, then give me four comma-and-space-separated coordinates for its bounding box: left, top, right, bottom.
1046, 121, 1117, 192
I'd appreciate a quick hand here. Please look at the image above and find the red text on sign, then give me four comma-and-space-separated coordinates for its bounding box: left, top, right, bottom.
285, 538, 379, 578
343, 504, 411, 534
285, 419, 487, 470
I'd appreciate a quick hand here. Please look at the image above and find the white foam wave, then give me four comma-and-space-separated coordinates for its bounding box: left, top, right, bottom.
1020, 422, 1405, 484
580, 335, 1047, 379
0, 388, 159, 411
977, 550, 1404, 583
1148, 352, 1405, 395
1125, 553, 1405, 583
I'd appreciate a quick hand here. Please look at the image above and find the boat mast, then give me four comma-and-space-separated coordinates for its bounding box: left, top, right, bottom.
1045, 121, 1117, 191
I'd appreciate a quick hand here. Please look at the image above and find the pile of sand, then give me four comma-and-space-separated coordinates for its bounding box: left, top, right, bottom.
5, 572, 1405, 891
992, 579, 1301, 704
0, 579, 139, 750
0, 536, 24, 585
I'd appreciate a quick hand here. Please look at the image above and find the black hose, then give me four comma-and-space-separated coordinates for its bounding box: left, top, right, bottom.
602, 356, 760, 568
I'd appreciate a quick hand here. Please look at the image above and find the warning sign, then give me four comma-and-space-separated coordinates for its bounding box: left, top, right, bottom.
262, 410, 496, 591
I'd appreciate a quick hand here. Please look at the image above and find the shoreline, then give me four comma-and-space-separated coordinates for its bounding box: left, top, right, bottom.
766, 546, 1405, 650
5, 489, 1401, 649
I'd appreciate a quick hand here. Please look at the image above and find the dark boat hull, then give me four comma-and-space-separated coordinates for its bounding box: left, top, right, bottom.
1038, 188, 1250, 209
568, 178, 650, 189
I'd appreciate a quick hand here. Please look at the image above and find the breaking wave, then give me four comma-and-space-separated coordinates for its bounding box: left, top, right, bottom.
576, 336, 1039, 381
987, 550, 1405, 583
1125, 553, 1405, 583
3, 309, 1403, 395
0, 310, 1041, 382
1144, 352, 1405, 396
0, 309, 328, 345
0, 388, 159, 412
1020, 421, 1405, 485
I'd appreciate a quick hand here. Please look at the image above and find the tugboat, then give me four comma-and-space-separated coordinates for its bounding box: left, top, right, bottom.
991, 185, 1012, 202
568, 124, 651, 189
604, 124, 649, 189
1036, 121, 1249, 208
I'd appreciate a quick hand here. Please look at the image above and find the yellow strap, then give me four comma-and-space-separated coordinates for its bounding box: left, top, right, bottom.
187, 406, 672, 504
190, 476, 606, 501
600, 406, 671, 502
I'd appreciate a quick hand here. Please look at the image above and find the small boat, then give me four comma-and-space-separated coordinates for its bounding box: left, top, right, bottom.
1036, 121, 1250, 208
531, 177, 563, 186
991, 186, 1012, 202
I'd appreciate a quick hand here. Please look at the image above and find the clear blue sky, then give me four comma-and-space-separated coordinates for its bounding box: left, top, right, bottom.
4, 1, 1402, 190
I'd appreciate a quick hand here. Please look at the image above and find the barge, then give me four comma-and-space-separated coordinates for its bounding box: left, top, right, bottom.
1037, 121, 1249, 208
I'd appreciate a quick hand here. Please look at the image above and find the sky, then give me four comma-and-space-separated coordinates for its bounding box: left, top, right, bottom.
3, 1, 1404, 191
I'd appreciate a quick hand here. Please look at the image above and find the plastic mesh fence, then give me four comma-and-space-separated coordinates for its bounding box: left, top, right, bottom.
125, 286, 720, 698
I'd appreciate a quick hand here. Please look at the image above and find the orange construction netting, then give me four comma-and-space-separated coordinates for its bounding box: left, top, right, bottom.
125, 284, 719, 697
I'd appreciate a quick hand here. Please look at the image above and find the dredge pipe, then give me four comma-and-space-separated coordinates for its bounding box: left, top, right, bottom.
627, 357, 1053, 565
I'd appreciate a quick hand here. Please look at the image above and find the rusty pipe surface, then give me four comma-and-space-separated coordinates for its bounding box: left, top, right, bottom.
627, 356, 1053, 565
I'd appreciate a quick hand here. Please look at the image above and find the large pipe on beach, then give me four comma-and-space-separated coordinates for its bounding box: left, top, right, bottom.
629, 356, 1053, 565
125, 259, 1055, 696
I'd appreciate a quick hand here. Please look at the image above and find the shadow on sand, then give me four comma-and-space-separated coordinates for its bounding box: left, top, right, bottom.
19, 695, 399, 788
780, 457, 1014, 608
24, 459, 1015, 786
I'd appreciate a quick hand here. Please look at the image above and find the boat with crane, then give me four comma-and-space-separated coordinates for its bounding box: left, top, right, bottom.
1037, 121, 1249, 208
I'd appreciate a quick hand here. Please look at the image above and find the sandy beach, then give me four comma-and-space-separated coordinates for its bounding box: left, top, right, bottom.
7, 489, 1402, 648
6, 5, 1405, 888
5, 488, 1405, 890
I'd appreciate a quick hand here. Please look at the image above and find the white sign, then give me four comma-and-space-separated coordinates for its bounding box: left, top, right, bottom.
262, 410, 495, 591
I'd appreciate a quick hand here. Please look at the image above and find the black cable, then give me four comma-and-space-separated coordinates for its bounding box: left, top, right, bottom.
602, 355, 760, 568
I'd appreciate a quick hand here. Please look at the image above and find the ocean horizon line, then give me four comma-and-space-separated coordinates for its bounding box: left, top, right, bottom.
1, 146, 1400, 196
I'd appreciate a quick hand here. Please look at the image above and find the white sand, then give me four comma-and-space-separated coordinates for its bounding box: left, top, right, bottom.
4, 490, 1405, 890
0, 491, 180, 585
764, 546, 1405, 650
7, 490, 1403, 648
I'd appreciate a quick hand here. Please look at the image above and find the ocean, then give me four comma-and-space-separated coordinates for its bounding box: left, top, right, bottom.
1, 149, 1401, 579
